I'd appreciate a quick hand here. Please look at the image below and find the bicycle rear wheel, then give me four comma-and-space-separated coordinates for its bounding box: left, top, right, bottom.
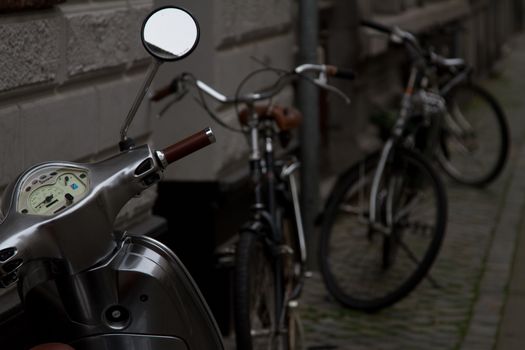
319, 147, 447, 311
438, 82, 509, 186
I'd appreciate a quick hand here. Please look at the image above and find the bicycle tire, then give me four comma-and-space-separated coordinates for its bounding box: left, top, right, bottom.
234, 231, 284, 350
438, 82, 509, 187
319, 147, 447, 311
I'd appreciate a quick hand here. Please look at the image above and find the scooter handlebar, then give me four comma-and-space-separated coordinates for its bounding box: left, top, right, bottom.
161, 128, 216, 166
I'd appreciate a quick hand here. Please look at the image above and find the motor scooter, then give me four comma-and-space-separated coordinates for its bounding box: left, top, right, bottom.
0, 6, 224, 349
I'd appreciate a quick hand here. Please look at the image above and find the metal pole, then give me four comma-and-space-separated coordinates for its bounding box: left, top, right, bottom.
297, 0, 319, 269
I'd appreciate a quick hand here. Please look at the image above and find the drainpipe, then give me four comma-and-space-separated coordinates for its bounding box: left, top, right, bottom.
297, 0, 319, 269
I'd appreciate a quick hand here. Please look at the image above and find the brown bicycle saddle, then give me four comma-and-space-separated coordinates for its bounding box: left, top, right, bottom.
238, 105, 303, 131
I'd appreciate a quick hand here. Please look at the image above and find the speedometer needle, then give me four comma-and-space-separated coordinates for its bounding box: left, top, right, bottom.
36, 195, 54, 208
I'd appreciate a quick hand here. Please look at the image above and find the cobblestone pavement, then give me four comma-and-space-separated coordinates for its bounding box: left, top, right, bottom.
298, 34, 525, 350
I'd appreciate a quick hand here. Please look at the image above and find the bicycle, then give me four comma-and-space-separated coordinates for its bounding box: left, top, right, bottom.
365, 20, 509, 187
151, 63, 355, 349
0, 7, 224, 349
318, 20, 454, 312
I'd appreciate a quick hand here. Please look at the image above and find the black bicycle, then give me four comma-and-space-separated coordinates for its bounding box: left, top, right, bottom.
319, 20, 510, 312
151, 63, 354, 349
319, 20, 455, 312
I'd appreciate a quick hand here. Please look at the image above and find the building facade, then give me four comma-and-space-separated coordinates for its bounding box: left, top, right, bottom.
0, 0, 520, 215
0, 0, 522, 331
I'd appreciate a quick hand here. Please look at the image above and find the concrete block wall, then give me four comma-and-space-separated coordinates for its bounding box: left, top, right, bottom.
0, 16, 61, 91
0, 0, 155, 225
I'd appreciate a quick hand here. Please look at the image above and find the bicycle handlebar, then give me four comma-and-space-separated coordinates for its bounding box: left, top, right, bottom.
326, 65, 357, 80
361, 19, 392, 34
150, 63, 355, 104
150, 80, 178, 102
361, 19, 429, 66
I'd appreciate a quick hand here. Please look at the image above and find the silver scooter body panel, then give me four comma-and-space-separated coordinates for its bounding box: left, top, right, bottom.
0, 146, 157, 279
0, 145, 224, 349
24, 235, 223, 349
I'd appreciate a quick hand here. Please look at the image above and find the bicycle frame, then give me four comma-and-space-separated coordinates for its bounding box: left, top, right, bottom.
369, 66, 418, 227
438, 66, 472, 96
241, 102, 307, 327
369, 59, 447, 228
362, 19, 474, 204
153, 64, 336, 276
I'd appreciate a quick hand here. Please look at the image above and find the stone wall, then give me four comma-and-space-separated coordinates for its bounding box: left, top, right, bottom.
0, 0, 521, 227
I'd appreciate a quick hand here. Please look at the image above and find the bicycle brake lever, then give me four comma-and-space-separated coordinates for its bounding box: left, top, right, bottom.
390, 27, 404, 44
156, 97, 177, 119
391, 26, 420, 46
313, 78, 351, 104
156, 88, 189, 119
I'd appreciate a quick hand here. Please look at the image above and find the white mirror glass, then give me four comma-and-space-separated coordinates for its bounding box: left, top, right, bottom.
142, 7, 199, 61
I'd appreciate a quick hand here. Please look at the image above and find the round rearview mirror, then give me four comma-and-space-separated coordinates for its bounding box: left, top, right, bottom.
141, 6, 200, 61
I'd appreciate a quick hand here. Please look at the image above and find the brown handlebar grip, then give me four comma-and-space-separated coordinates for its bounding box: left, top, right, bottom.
326, 65, 356, 80
162, 128, 216, 165
326, 65, 338, 76
150, 84, 174, 102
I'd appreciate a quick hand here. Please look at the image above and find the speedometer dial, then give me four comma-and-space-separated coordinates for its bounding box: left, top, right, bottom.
29, 186, 64, 214
17, 167, 90, 216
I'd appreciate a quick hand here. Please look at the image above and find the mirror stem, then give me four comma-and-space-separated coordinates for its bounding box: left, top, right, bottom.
120, 59, 162, 146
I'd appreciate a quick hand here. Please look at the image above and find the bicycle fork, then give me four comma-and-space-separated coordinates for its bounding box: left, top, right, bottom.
369, 66, 417, 231
369, 139, 395, 232
280, 161, 307, 267
274, 161, 307, 341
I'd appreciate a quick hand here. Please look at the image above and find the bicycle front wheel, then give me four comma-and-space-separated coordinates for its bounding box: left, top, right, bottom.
234, 231, 285, 350
438, 82, 509, 187
319, 147, 447, 311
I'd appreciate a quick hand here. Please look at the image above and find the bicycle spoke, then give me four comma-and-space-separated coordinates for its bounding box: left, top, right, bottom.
398, 220, 435, 235
339, 204, 366, 215
449, 104, 475, 134
320, 148, 446, 310
439, 83, 508, 186
397, 239, 440, 288
394, 192, 427, 222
